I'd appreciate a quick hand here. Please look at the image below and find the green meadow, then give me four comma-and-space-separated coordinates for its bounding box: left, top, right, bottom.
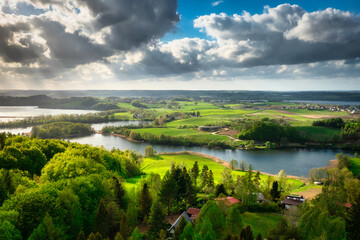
350, 157, 360, 175
124, 154, 304, 190
242, 212, 282, 237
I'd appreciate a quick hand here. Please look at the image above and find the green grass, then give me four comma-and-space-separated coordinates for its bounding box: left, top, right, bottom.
295, 126, 340, 141
286, 109, 349, 116
178, 102, 220, 111
242, 212, 282, 237
166, 117, 231, 128
350, 157, 360, 175
132, 128, 231, 142
125, 154, 304, 190
117, 102, 137, 109
291, 184, 322, 193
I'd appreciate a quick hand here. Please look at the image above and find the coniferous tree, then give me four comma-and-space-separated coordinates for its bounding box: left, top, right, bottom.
255, 233, 262, 240
270, 181, 281, 202
28, 213, 63, 240
240, 225, 254, 240
207, 170, 215, 187
215, 183, 227, 197
95, 200, 109, 237
174, 216, 187, 240
139, 183, 152, 221
148, 201, 167, 238
76, 231, 86, 240
118, 212, 130, 240
200, 165, 209, 188
346, 195, 360, 240
111, 176, 125, 208
180, 222, 195, 240
190, 161, 199, 187
159, 171, 178, 214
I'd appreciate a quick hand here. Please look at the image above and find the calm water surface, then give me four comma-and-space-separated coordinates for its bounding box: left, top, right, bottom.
0, 106, 98, 122
0, 117, 351, 177
69, 134, 349, 177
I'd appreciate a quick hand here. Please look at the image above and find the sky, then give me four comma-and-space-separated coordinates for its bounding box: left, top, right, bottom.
0, 0, 360, 90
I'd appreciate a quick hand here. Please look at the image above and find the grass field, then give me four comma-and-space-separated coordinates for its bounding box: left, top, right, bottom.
350, 157, 360, 175
242, 212, 282, 237
166, 117, 231, 128
125, 154, 304, 190
295, 126, 340, 141
117, 102, 137, 109
132, 128, 231, 142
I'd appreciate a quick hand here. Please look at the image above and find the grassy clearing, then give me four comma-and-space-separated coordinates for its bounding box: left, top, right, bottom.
166, 117, 231, 128
132, 128, 231, 142
117, 102, 137, 109
125, 154, 304, 190
199, 109, 258, 116
350, 157, 360, 175
287, 109, 349, 116
295, 126, 340, 141
242, 212, 282, 237
178, 102, 220, 111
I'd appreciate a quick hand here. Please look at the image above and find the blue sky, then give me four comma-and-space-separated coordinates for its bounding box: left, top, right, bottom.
162, 0, 360, 41
0, 0, 360, 90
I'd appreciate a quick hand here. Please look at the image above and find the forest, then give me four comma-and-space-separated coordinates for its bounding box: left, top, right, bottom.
0, 133, 359, 240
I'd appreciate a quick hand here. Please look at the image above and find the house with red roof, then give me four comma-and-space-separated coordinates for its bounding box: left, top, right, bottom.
214, 196, 240, 206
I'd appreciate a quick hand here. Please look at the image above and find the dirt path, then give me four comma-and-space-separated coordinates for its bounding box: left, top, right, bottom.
293, 188, 322, 200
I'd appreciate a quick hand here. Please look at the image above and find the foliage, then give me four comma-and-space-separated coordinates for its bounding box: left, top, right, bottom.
32, 122, 93, 139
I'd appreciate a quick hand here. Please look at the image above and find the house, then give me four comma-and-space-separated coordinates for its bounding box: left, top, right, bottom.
186, 208, 201, 221
168, 212, 192, 234
281, 195, 305, 209
214, 196, 240, 206
256, 193, 268, 204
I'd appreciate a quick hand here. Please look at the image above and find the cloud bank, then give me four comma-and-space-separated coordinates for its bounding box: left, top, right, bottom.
0, 2, 359, 89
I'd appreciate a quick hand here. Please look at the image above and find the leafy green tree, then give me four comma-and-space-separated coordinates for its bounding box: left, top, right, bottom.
226, 207, 243, 236
144, 145, 155, 157
28, 213, 63, 240
139, 183, 152, 220
148, 201, 167, 238
196, 217, 216, 239
0, 220, 21, 240
196, 201, 225, 237
240, 160, 247, 171
230, 159, 238, 170
222, 168, 234, 191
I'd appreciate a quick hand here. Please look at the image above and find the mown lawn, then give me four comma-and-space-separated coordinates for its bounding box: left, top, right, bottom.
242, 212, 282, 237
286, 109, 349, 116
125, 154, 304, 190
117, 102, 137, 109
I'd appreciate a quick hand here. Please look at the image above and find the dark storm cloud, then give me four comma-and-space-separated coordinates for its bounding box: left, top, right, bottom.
0, 22, 44, 63
33, 18, 112, 67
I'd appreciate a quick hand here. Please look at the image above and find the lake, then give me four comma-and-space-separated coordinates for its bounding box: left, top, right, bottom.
68, 133, 349, 177
0, 119, 351, 177
286, 100, 360, 106
0, 106, 98, 122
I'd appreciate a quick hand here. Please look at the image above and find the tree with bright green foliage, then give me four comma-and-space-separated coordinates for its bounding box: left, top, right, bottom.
144, 145, 155, 157
180, 222, 195, 240
230, 159, 238, 170
226, 207, 243, 236
174, 216, 187, 240
190, 161, 199, 188
28, 213, 63, 240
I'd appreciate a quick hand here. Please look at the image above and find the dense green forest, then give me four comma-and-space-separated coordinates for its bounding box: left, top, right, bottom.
31, 122, 93, 139
0, 134, 359, 239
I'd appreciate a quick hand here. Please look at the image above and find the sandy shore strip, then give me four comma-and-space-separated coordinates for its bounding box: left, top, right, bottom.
324, 159, 338, 169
